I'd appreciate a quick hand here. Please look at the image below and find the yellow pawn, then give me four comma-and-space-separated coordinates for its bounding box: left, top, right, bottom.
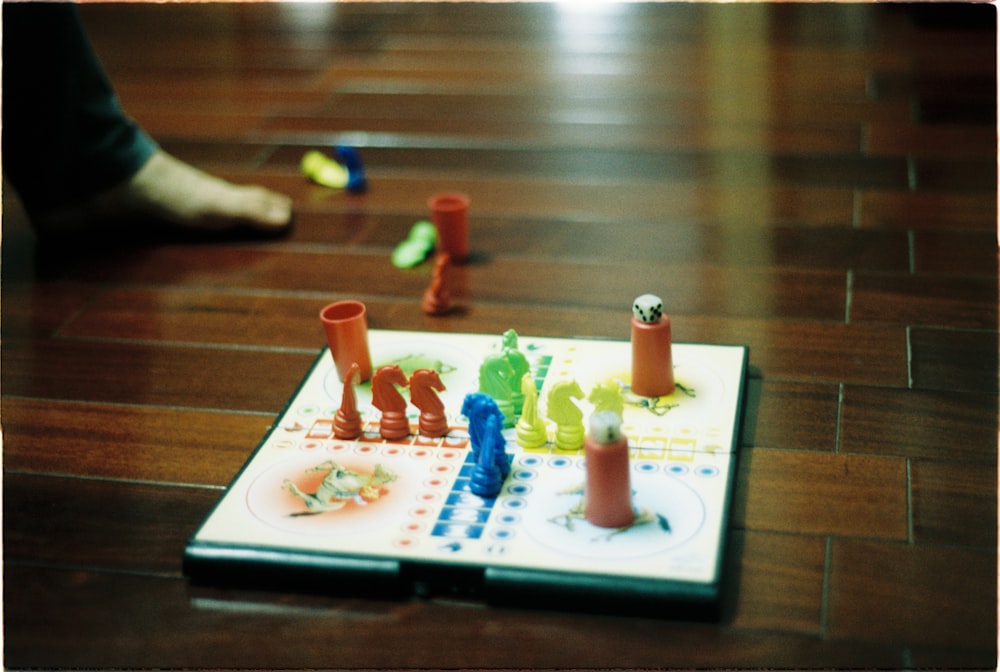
516, 373, 548, 450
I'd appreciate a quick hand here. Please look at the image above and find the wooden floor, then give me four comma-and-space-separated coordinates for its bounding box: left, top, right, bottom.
3, 2, 997, 669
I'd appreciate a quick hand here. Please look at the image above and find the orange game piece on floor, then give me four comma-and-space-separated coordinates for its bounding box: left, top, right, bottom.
422, 253, 453, 316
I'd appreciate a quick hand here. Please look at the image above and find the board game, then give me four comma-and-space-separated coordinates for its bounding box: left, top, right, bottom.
184, 328, 748, 618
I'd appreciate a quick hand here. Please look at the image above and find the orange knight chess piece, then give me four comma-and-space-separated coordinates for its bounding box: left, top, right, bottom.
372, 364, 410, 440
409, 368, 449, 438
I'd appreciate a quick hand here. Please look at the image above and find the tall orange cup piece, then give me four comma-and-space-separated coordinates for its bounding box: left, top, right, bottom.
630, 293, 675, 397
585, 411, 635, 529
320, 300, 373, 383
428, 193, 470, 263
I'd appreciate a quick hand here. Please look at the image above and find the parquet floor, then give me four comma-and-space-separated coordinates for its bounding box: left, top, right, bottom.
2, 3, 997, 669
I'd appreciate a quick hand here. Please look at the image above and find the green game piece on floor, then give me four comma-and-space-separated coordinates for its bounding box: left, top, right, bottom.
391, 220, 437, 268
410, 220, 437, 244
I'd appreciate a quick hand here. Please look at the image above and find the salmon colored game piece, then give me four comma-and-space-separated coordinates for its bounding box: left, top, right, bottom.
421, 253, 452, 316
320, 300, 373, 382
428, 193, 469, 263
409, 369, 449, 438
333, 362, 363, 440
630, 293, 675, 397
372, 364, 410, 440
584, 411, 635, 529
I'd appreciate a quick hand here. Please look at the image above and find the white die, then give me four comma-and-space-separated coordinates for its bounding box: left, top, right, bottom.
632, 294, 663, 323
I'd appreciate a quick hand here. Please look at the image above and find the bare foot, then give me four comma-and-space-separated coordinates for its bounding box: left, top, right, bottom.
34, 150, 293, 236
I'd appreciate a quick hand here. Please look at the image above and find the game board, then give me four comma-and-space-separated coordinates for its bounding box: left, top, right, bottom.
184, 329, 748, 618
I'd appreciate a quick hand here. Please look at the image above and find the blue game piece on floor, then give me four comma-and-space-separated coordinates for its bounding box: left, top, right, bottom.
334, 145, 367, 194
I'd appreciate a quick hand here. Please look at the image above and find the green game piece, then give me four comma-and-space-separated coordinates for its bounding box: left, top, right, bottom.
391, 240, 428, 268
478, 354, 516, 428
391, 220, 438, 268
501, 329, 530, 415
410, 220, 437, 244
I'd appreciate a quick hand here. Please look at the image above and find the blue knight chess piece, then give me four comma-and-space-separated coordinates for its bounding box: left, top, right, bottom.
470, 412, 505, 498
462, 393, 510, 497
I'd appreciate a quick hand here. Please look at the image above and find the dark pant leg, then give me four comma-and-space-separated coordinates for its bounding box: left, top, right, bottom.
2, 2, 157, 214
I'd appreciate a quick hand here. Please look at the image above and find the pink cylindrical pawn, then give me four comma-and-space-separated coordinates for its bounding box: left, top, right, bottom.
630, 294, 675, 397
428, 193, 469, 263
320, 300, 373, 382
584, 411, 635, 529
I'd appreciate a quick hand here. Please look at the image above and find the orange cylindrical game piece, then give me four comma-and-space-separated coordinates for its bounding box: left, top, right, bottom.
320, 300, 373, 383
428, 193, 469, 263
585, 411, 635, 529
630, 315, 675, 397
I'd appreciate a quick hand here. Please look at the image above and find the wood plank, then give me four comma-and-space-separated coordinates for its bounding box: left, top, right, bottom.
839, 386, 998, 463
908, 644, 1000, 672
245, 205, 908, 274
913, 156, 997, 192
728, 530, 827, 634
851, 272, 998, 330
185, 171, 860, 227
318, 84, 913, 125
261, 115, 864, 154
733, 448, 909, 540
910, 460, 998, 548
44, 248, 851, 322
743, 380, 839, 452
2, 564, 907, 669
2, 339, 316, 413
1, 281, 103, 338
865, 123, 997, 157
909, 327, 999, 394
828, 539, 997, 650
51, 288, 910, 387
912, 230, 1000, 277
4, 473, 218, 574
265, 145, 913, 191
858, 190, 998, 231
2, 398, 269, 485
